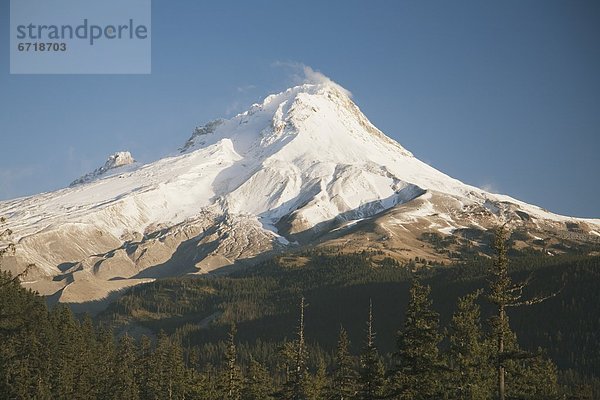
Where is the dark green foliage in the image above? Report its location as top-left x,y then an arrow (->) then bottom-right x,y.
281,297 -> 310,400
151,331 -> 189,399
223,324 -> 243,400
307,358 -> 329,400
100,251 -> 600,377
358,301 -> 386,400
391,280 -> 443,399
329,326 -> 358,400
243,357 -> 274,400
446,290 -> 494,399
487,227 -> 562,400
113,334 -> 140,400
505,352 -> 560,399
0,271 -> 52,399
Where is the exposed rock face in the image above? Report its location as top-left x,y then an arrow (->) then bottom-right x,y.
1,81 -> 599,306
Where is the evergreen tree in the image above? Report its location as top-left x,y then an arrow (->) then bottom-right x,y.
0,269 -> 52,399
358,300 -> 386,400
488,226 -> 515,400
243,357 -> 274,400
192,363 -> 221,400
307,357 -> 329,400
277,340 -> 296,399
282,296 -> 310,400
506,352 -> 560,399
77,315 -> 100,399
137,335 -> 155,400
223,323 -> 243,400
391,280 -> 443,399
487,226 -> 560,400
142,331 -> 188,399
446,290 -> 494,399
165,335 -> 189,399
94,325 -> 117,399
329,326 -> 358,400
113,333 -> 140,400
48,305 -> 82,399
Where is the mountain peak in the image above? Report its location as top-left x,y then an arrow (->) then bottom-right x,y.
105,151 -> 135,169
3,76 -> 600,306
179,80 -> 404,161
70,151 -> 137,187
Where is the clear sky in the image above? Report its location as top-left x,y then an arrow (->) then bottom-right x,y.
0,0 -> 598,218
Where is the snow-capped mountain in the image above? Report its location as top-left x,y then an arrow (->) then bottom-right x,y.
1,80 -> 599,306
70,151 -> 137,186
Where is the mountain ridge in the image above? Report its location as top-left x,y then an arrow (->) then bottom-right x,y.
1,79 -> 598,306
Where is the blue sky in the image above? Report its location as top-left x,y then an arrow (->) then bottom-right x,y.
0,0 -> 598,217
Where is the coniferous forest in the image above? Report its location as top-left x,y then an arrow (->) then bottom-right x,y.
1,229 -> 600,399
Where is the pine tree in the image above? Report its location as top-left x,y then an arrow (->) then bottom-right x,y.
192,363 -> 221,400
487,226 -> 560,400
77,314 -> 99,398
137,335 -> 154,400
506,352 -> 560,399
146,332 -> 172,399
307,357 -> 329,400
113,333 -> 140,400
224,323 -> 243,400
446,290 -> 494,399
488,226 -> 514,400
391,280 -> 443,399
358,300 -> 386,400
166,336 -> 189,399
243,357 -> 274,400
279,339 -> 297,392
0,266 -> 52,399
94,325 -> 117,399
282,296 -> 309,400
329,326 -> 358,400
48,305 -> 82,399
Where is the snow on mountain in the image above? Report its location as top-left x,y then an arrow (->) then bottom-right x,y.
70,151 -> 137,186
1,78 -> 598,306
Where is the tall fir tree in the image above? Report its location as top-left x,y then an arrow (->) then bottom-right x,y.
192,363 -> 221,400
113,333 -> 140,400
144,331 -> 188,399
165,335 -> 189,399
391,280 -> 443,400
95,325 -> 117,399
48,305 -> 82,399
358,300 -> 386,400
307,357 -> 330,400
77,315 -> 100,398
505,349 -> 560,400
488,226 -> 515,400
0,269 -> 52,399
223,323 -> 243,400
487,226 -> 560,400
137,334 -> 155,400
279,339 -> 297,393
243,357 -> 274,400
329,326 -> 358,400
446,290 -> 494,399
283,296 -> 310,400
